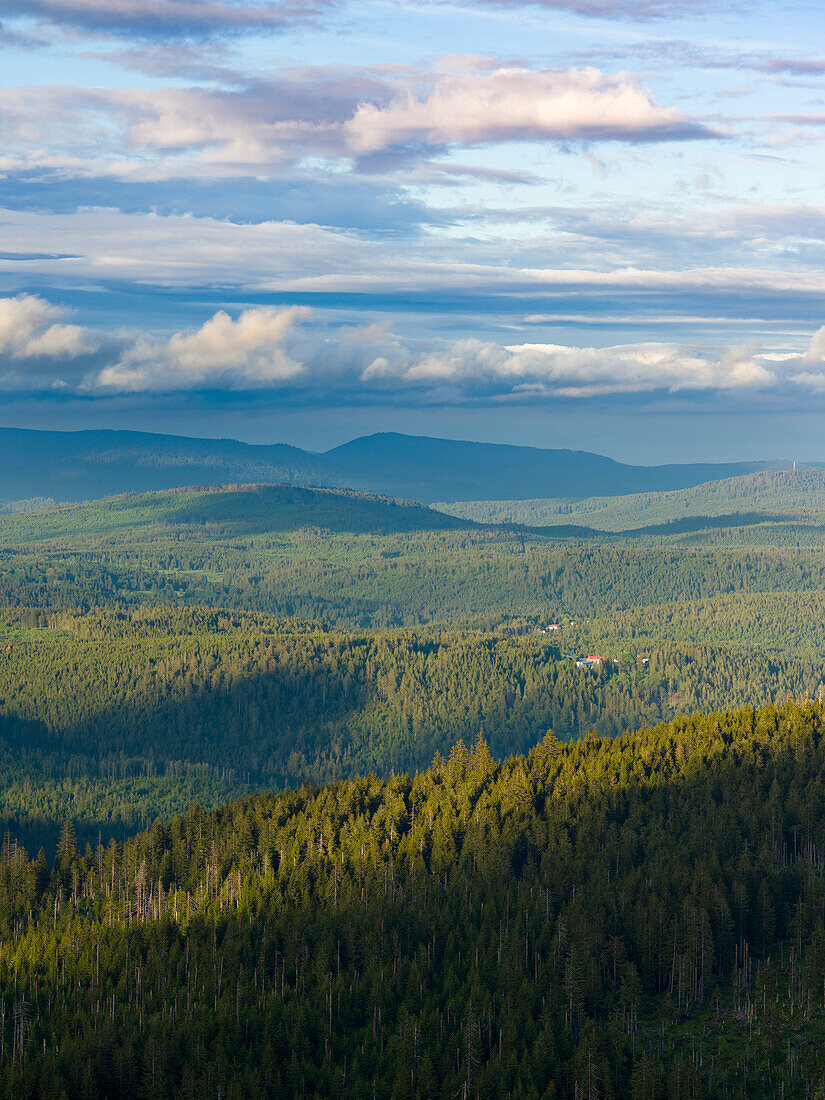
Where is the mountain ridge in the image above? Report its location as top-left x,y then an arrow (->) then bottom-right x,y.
0,425 -> 786,505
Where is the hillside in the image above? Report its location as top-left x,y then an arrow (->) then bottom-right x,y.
4,605 -> 825,854
0,482 -> 472,545
0,426 -> 780,506
437,467 -> 825,531
7,486 -> 825,627
0,700 -> 823,1097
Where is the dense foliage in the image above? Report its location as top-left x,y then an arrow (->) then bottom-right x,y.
6,486 -> 825,627
2,607 -> 825,854
2,480 -> 825,1095
557,589 -> 825,657
0,702 -> 823,1096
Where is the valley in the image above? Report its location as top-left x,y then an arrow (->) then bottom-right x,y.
0,430 -> 824,1096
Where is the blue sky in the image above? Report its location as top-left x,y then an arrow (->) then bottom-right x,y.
0,0 -> 824,460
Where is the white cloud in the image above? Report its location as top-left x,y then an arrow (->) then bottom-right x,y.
786,327 -> 825,391
361,337 -> 778,396
0,294 -> 97,360
803,325 -> 825,365
345,66 -> 714,153
95,305 -> 312,391
0,295 -> 819,400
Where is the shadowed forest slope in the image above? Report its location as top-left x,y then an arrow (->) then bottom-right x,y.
0,700 -> 824,1096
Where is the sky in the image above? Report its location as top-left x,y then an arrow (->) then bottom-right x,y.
0,0 -> 824,461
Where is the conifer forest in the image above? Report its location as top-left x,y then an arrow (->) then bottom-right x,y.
2,476 -> 825,1097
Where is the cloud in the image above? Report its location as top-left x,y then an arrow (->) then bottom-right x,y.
0,207 -> 365,287
803,325 -> 825,365
2,0 -> 333,41
2,297 -> 824,403
0,18 -> 50,48
0,169 -> 438,235
345,66 -> 716,153
573,37 -> 825,78
95,306 -> 312,391
771,113 -> 825,127
0,77 -> 384,179
780,326 -> 825,392
493,203 -> 825,263
757,59 -> 825,76
359,335 -> 778,397
91,319 -> 825,401
0,62 -> 718,183
2,0 -> 724,38
438,0 -> 713,19
0,294 -> 97,360
3,205 -> 825,336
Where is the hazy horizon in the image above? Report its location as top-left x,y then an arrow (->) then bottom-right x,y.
2,415 -> 824,470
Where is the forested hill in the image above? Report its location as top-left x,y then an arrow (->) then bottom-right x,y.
2,699 -> 825,1096
10,488 -> 825,626
0,483 -> 473,543
0,425 -> 778,506
161,483 -> 475,535
6,604 -> 825,835
438,467 -> 825,530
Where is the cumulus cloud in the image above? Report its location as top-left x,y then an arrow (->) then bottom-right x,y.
0,294 -> 97,360
345,66 -> 715,152
50,305 -> 824,402
0,295 -> 822,401
2,0 -> 331,41
335,324 -> 825,401
359,336 -> 778,397
802,325 -> 825,365
95,306 -> 312,391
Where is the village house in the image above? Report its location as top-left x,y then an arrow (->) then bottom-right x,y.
576,655 -> 608,669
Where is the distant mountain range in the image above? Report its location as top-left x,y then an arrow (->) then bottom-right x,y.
0,426 -> 787,506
